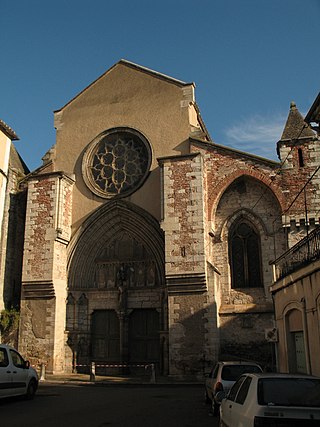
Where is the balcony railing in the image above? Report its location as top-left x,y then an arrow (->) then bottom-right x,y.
272,226 -> 320,281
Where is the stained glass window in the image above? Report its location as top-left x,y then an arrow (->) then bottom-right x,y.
229,220 -> 263,288
83,128 -> 151,198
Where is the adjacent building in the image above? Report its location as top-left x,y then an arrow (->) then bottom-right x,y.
270,93 -> 320,376
0,120 -> 28,320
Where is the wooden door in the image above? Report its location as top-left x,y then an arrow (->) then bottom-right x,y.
129,309 -> 159,364
92,310 -> 120,361
294,331 -> 307,374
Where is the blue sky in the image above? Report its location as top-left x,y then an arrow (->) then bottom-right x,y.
1,0 -> 319,171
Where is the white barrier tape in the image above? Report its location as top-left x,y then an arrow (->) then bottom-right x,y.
76,363 -> 152,368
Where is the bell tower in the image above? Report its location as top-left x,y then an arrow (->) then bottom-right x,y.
277,101 -> 320,247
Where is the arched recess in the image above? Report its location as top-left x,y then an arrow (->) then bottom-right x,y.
283,303 -> 308,374
212,175 -> 284,302
213,175 -> 282,241
66,200 -> 166,373
67,199 -> 165,289
207,169 -> 286,223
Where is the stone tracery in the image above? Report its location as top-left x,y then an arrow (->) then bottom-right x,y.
82,128 -> 151,198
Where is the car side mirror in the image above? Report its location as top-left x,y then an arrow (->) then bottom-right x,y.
215,391 -> 226,403
24,360 -> 30,369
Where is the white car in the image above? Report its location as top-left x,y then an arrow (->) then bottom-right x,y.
205,361 -> 262,415
218,372 -> 320,426
0,343 -> 38,399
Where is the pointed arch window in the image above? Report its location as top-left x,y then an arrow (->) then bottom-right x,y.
298,148 -> 304,168
77,293 -> 88,331
66,293 -> 75,331
229,220 -> 263,288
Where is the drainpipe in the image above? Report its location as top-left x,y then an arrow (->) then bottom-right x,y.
301,297 -> 311,374
271,292 -> 279,372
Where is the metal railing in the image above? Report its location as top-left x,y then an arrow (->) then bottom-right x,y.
272,226 -> 320,281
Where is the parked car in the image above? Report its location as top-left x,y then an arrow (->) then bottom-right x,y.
205,360 -> 263,415
217,372 -> 320,426
0,343 -> 38,399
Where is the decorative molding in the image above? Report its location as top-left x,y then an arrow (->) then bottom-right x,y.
166,273 -> 207,294
22,281 -> 55,299
219,302 -> 274,314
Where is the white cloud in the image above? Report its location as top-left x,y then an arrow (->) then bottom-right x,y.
224,114 -> 286,160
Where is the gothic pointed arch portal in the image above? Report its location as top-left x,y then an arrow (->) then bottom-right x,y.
66,200 -> 166,374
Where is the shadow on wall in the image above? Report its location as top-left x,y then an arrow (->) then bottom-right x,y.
169,300 -> 276,378
3,192 -> 27,310
169,306 -> 211,378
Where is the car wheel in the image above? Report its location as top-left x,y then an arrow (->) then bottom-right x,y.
205,390 -> 211,404
25,379 -> 37,400
212,400 -> 219,416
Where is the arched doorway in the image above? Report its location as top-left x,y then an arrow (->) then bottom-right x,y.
66,200 -> 166,374
286,309 -> 307,374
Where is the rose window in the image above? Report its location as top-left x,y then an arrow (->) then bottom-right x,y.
83,128 -> 151,198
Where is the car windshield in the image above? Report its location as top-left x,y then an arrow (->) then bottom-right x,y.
258,378 -> 320,407
221,365 -> 261,381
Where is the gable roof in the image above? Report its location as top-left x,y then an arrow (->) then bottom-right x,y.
55,59 -> 195,113
0,119 -> 19,140
305,92 -> 320,125
9,143 -> 29,174
190,137 -> 280,167
117,59 -> 193,87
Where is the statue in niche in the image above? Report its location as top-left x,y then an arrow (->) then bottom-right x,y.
117,264 -> 128,311
77,336 -> 88,357
147,263 -> 155,286
136,263 -> 145,287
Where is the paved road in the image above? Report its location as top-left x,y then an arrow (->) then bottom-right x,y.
0,382 -> 219,427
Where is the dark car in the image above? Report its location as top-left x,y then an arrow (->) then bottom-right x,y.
205,361 -> 263,415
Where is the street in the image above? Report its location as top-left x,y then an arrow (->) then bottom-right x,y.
0,382 -> 218,427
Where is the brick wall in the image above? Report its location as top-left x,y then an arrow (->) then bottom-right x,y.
19,172 -> 74,372
160,153 -> 211,377
161,153 -> 205,277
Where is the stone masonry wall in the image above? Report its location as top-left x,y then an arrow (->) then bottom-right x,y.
191,142 -> 282,366
160,153 -> 210,377
168,293 -> 208,377
0,166 -> 27,314
278,140 -> 320,226
19,172 -> 74,373
161,153 -> 205,276
278,140 -> 320,249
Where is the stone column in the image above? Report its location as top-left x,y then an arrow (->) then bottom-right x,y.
159,153 -> 209,378
19,172 -> 74,373
117,264 -> 130,373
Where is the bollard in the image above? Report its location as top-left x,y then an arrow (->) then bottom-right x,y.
150,363 -> 156,384
39,363 -> 46,382
90,361 -> 96,382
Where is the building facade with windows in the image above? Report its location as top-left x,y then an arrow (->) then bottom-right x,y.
270,93 -> 320,376
271,227 -> 320,376
16,61 -> 320,377
0,120 -> 28,321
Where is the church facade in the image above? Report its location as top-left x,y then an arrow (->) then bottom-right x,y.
16,60 -> 320,377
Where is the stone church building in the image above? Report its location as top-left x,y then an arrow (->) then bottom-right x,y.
13,60 -> 319,377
